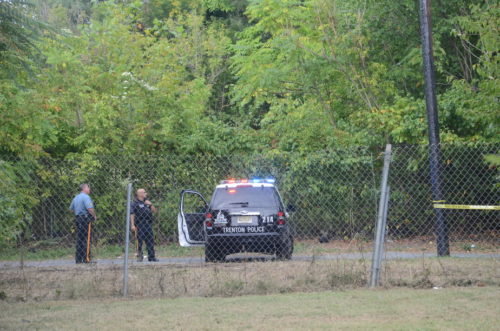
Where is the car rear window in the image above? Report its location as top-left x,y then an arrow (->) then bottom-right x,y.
210,187 -> 280,210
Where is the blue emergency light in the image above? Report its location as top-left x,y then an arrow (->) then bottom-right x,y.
220,177 -> 276,184
250,177 -> 276,184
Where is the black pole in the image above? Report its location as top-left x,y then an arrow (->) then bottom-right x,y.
419,0 -> 449,256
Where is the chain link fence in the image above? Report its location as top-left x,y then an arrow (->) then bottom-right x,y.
0,143 -> 498,299
1,147 -> 383,255
389,144 -> 499,241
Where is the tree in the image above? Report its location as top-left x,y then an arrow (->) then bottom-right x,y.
0,0 -> 49,80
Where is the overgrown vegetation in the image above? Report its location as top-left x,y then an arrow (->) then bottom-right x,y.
0,0 -> 498,245
0,257 -> 498,301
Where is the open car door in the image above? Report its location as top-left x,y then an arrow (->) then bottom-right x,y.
178,190 -> 209,247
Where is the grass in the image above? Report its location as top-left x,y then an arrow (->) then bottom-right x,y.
293,238 -> 499,255
0,287 -> 498,330
0,242 -> 204,261
1,237 -> 497,262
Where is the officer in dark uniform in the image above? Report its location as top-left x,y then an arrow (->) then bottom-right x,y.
130,188 -> 159,262
69,183 -> 96,263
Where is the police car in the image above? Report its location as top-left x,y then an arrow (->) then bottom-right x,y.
177,178 -> 293,262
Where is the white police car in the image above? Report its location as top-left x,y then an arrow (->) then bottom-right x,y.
177,178 -> 294,262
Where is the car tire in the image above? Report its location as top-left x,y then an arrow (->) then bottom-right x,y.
205,242 -> 226,263
276,235 -> 293,260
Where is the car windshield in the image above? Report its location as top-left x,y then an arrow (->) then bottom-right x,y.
210,187 -> 280,210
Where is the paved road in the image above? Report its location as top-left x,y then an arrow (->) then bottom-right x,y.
1,251 -> 498,269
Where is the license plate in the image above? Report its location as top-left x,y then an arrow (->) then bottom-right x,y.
222,226 -> 265,233
237,216 -> 253,224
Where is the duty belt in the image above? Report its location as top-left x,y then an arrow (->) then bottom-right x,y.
76,214 -> 91,221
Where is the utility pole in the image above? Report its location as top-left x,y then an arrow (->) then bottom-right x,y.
419,0 -> 449,256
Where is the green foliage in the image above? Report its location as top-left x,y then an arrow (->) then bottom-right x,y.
0,0 -> 49,81
439,1 -> 499,142
484,154 -> 500,166
0,160 -> 39,245
1,0 -> 498,244
2,0 -> 498,159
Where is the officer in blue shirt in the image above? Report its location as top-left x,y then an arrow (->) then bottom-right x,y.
69,184 -> 96,263
130,188 -> 159,262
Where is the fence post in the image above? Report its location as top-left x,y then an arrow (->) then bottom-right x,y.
370,144 -> 392,288
123,182 -> 132,297
375,186 -> 390,284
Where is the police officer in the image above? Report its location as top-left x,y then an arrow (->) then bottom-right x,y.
69,183 -> 96,264
130,188 -> 159,262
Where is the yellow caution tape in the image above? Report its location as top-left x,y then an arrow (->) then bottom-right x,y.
433,204 -> 500,210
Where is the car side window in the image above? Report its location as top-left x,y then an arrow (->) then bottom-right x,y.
273,189 -> 284,210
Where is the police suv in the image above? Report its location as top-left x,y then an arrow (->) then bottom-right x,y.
177,178 -> 293,262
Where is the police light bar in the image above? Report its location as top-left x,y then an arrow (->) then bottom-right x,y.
220,177 -> 276,184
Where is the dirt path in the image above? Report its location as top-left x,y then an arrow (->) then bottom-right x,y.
1,251 -> 499,269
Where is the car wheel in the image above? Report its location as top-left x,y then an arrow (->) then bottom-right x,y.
276,235 -> 293,260
205,242 -> 226,262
